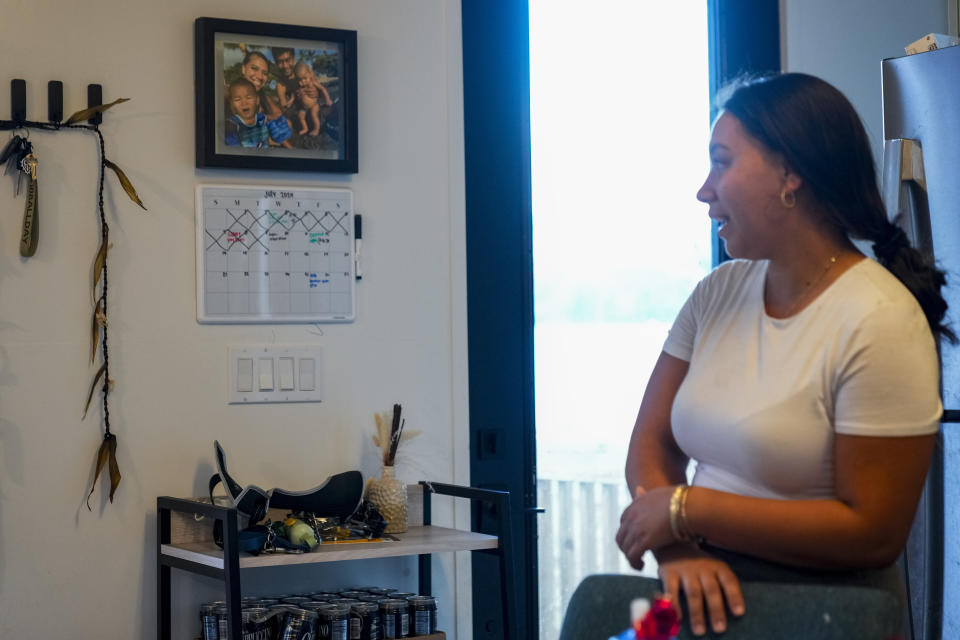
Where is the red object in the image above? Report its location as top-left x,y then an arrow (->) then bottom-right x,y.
635,596 -> 680,640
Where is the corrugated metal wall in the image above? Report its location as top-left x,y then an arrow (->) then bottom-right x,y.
537,479 -> 654,638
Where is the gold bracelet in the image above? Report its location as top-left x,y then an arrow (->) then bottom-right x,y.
678,484 -> 694,542
668,484 -> 686,541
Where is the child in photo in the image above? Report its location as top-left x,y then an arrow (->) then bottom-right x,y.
224,77 -> 270,148
293,61 -> 333,136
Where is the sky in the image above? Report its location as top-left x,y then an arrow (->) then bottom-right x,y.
530,0 -> 711,473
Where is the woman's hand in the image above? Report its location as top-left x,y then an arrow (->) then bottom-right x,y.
616,486 -> 678,567
658,545 -> 745,636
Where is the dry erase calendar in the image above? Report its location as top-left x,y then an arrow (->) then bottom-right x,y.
196,184 -> 355,323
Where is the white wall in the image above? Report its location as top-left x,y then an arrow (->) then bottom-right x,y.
0,1 -> 470,638
781,0 -> 948,164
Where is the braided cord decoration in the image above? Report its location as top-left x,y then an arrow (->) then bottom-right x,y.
1,105 -> 143,510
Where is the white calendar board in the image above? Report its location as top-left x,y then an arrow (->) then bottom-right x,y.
196,184 -> 355,323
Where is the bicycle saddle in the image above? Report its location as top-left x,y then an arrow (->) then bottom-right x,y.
209,440 -> 364,523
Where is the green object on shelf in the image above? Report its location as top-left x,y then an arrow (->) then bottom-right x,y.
285,517 -> 319,549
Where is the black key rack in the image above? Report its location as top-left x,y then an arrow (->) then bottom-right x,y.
6,79 -> 106,127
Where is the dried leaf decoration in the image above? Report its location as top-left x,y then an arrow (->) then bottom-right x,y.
64,98 -> 130,125
92,238 -> 108,304
86,433 -> 120,510
83,363 -> 107,420
103,160 -> 146,210
90,299 -> 105,364
372,405 -> 421,466
107,436 -> 121,500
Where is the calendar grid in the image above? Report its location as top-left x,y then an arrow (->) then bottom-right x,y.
196,185 -> 355,323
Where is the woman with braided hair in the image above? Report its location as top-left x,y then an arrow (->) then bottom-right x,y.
615,73 -> 953,637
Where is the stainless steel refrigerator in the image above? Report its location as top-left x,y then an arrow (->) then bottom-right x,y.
882,44 -> 960,640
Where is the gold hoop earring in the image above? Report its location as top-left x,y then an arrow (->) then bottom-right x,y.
780,189 -> 796,209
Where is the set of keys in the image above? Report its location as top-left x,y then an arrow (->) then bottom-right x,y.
0,134 -> 40,257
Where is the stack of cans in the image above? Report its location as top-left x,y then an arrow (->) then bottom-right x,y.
199,603 -> 279,640
199,584 -> 440,639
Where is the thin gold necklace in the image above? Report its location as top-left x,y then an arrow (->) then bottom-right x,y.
775,254 -> 840,317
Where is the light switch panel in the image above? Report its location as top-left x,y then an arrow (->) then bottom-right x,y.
258,358 -> 274,391
237,358 -> 253,392
229,346 -> 323,404
299,358 -> 315,391
278,357 -> 295,391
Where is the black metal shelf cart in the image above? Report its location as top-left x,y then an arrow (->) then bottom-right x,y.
157,481 -> 517,640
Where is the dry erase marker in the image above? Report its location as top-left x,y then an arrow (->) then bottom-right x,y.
354,214 -> 362,280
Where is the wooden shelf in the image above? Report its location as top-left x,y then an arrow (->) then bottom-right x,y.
161,524 -> 498,569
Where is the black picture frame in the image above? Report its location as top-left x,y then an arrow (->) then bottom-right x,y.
195,17 -> 358,173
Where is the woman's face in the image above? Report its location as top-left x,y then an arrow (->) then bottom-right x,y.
241,55 -> 269,91
697,112 -> 791,259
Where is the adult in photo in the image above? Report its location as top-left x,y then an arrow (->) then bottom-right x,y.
272,46 -> 299,114
227,49 -> 293,148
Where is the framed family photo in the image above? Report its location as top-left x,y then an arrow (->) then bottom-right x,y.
194,17 -> 358,173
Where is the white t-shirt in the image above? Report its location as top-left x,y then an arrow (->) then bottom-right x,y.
663,258 -> 941,500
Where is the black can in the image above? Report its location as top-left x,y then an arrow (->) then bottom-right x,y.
241,608 -> 277,640
358,595 -> 391,603
281,596 -> 314,607
213,604 -> 229,640
242,606 -> 269,615
350,601 -> 381,640
200,602 -> 221,640
251,598 -> 279,608
242,606 -> 268,613
277,607 -> 319,640
389,593 -> 415,600
379,599 -> 409,638
328,598 -> 359,607
338,590 -> 369,599
316,603 -> 350,640
311,592 -> 340,601
406,596 -> 438,635
269,604 -> 298,613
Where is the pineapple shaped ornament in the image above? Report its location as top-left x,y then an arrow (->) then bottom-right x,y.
369,404 -> 420,534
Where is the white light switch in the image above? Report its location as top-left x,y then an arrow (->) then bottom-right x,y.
299,358 -> 315,391
258,358 -> 274,391
229,346 -> 322,404
278,357 -> 295,391
236,358 -> 253,392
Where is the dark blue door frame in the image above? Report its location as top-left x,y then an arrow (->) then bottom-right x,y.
707,0 -> 780,266
461,1 -> 536,638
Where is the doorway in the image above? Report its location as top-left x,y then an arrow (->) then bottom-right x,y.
529,2 -> 711,636
462,1 -> 779,637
